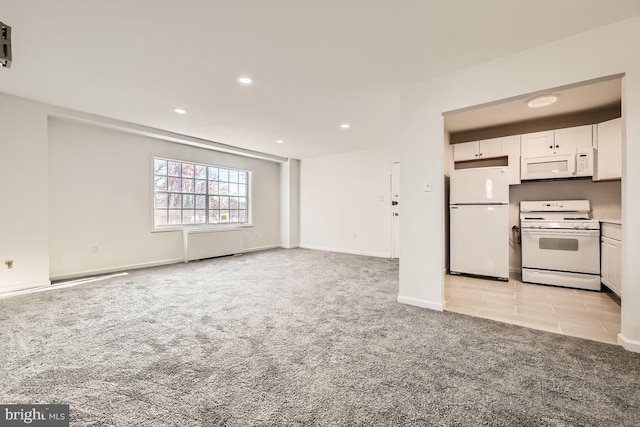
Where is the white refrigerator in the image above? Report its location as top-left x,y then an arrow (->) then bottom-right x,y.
449,167 -> 509,280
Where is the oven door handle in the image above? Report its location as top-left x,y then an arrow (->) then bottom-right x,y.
521,228 -> 599,237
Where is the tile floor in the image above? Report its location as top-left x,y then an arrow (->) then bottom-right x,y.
444,273 -> 621,345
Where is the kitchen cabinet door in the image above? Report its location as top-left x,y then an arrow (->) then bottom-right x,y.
594,118 -> 622,181
610,238 -> 622,297
520,131 -> 554,157
478,138 -> 503,158
601,236 -> 622,297
553,125 -> 593,155
496,135 -> 521,185
453,141 -> 479,161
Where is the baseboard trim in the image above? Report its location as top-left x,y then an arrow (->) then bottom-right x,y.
279,244 -> 300,249
49,258 -> 184,281
51,246 -> 283,281
509,266 -> 521,274
243,244 -> 280,253
618,333 -> 640,353
0,279 -> 52,295
299,244 -> 389,259
397,295 -> 444,311
1,274 -> 127,299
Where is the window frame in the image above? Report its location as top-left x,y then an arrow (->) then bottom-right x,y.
151,155 -> 253,232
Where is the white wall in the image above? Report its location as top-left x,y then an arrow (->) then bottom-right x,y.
300,145 -> 399,258
399,16 -> 640,351
0,94 -> 51,292
279,159 -> 300,248
48,118 -> 281,279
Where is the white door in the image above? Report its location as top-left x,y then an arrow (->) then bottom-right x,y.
391,162 -> 400,259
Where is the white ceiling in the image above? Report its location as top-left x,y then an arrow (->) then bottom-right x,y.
1,1 -> 640,159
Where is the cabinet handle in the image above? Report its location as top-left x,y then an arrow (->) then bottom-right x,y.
479,153 -> 483,157
549,145 -> 553,149
475,154 -> 478,157
556,145 -> 559,148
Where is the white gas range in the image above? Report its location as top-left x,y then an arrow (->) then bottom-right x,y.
520,200 -> 601,291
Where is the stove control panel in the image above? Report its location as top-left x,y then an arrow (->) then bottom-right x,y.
542,202 -> 564,209
521,200 -> 591,213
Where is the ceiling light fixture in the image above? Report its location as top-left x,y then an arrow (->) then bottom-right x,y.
276,139 -> 284,144
526,94 -> 558,108
340,123 -> 351,129
174,108 -> 187,114
238,76 -> 253,85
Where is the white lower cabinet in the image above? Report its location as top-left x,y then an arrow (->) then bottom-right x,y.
601,222 -> 622,297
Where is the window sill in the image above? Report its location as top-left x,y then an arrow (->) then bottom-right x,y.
151,224 -> 254,233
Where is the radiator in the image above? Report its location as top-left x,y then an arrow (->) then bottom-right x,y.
183,229 -> 244,262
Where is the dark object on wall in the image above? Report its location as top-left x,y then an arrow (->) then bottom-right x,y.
511,225 -> 521,245
1,21 -> 11,68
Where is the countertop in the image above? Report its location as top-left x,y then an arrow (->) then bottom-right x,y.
598,218 -> 622,225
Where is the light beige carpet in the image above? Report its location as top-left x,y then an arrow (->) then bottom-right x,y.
1,248 -> 639,426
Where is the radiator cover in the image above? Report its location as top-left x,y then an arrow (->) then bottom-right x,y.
183,229 -> 244,262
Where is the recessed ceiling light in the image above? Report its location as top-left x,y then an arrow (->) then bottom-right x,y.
238,76 -> 253,85
276,139 -> 284,144
340,123 -> 351,129
526,95 -> 558,108
174,108 -> 187,114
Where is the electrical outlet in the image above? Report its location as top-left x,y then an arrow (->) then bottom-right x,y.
91,245 -> 99,253
5,260 -> 13,269
254,232 -> 259,239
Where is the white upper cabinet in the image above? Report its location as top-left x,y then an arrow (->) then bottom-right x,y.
594,117 -> 622,181
521,125 -> 593,157
453,139 -> 501,161
479,137 -> 504,159
553,125 -> 594,155
496,135 -> 521,185
453,136 -> 519,161
520,130 -> 555,157
452,135 -> 521,185
453,141 -> 480,161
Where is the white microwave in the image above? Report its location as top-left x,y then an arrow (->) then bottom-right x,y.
521,147 -> 594,181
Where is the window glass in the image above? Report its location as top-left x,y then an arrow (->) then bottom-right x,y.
153,157 -> 250,228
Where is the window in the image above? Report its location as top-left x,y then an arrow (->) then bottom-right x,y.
153,157 -> 250,228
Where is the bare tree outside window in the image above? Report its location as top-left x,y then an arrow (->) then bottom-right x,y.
153,157 -> 250,228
